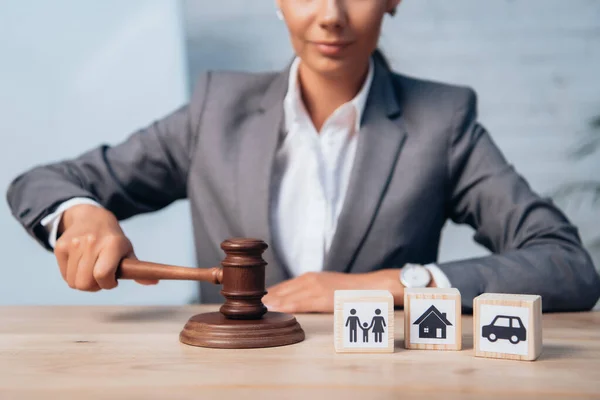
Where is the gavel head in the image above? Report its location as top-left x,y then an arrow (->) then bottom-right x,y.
218,238 -> 269,320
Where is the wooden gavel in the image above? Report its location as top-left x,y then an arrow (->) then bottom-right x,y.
116,237 -> 304,349
117,238 -> 268,320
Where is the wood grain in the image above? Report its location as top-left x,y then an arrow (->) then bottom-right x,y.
1,306 -> 599,399
118,258 -> 223,284
179,311 -> 305,349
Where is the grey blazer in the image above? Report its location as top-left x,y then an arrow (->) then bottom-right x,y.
7,58 -> 600,311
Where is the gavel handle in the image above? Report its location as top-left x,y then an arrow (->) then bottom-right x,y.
117,259 -> 223,285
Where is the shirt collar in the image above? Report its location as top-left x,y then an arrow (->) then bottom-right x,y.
284,56 -> 375,133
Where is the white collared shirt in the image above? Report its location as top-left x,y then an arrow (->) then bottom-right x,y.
270,57 -> 373,276
41,57 -> 451,287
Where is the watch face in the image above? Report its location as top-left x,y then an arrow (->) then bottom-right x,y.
402,265 -> 431,288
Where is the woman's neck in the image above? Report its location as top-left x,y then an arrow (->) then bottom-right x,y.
297,61 -> 370,132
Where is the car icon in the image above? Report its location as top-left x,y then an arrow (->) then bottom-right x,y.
482,315 -> 526,344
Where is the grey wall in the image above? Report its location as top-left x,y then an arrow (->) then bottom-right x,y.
183,0 -> 600,272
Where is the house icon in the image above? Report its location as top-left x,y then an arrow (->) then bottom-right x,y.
413,305 -> 453,339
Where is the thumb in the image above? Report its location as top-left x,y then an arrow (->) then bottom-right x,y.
126,251 -> 159,286
134,279 -> 160,286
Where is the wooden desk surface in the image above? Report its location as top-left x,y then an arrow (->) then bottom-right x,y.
0,306 -> 599,399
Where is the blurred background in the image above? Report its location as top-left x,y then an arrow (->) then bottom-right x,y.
1,0 -> 598,306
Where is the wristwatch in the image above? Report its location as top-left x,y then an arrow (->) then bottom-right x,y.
399,263 -> 431,288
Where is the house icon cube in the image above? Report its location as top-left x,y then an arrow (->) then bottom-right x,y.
404,288 -> 462,351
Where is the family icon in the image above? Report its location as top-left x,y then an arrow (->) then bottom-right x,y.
345,308 -> 387,343
334,290 -> 394,353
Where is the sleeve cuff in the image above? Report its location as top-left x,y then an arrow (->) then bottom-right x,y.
424,263 -> 452,288
40,197 -> 103,248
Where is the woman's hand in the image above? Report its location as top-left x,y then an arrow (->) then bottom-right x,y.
263,269 -> 405,313
53,204 -> 158,292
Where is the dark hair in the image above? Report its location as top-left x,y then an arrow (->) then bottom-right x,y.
372,48 -> 391,69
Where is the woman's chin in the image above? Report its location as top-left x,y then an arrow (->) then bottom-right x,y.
304,56 -> 359,79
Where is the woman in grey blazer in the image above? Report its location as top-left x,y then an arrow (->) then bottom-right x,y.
6,0 -> 600,313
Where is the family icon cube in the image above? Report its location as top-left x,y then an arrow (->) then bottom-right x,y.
334,290 -> 394,353
474,293 -> 542,361
404,288 -> 462,350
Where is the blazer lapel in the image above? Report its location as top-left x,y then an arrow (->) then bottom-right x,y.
237,67 -> 291,285
324,60 -> 407,273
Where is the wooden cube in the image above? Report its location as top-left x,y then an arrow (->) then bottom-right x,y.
404,288 -> 462,350
334,290 -> 394,353
474,293 -> 542,361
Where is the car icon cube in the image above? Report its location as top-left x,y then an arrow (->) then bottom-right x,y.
482,315 -> 526,344
474,294 -> 542,361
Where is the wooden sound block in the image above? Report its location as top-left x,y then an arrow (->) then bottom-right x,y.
334,290 -> 394,353
179,311 -> 305,349
474,293 -> 542,361
404,288 -> 462,350
179,312 -> 304,349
